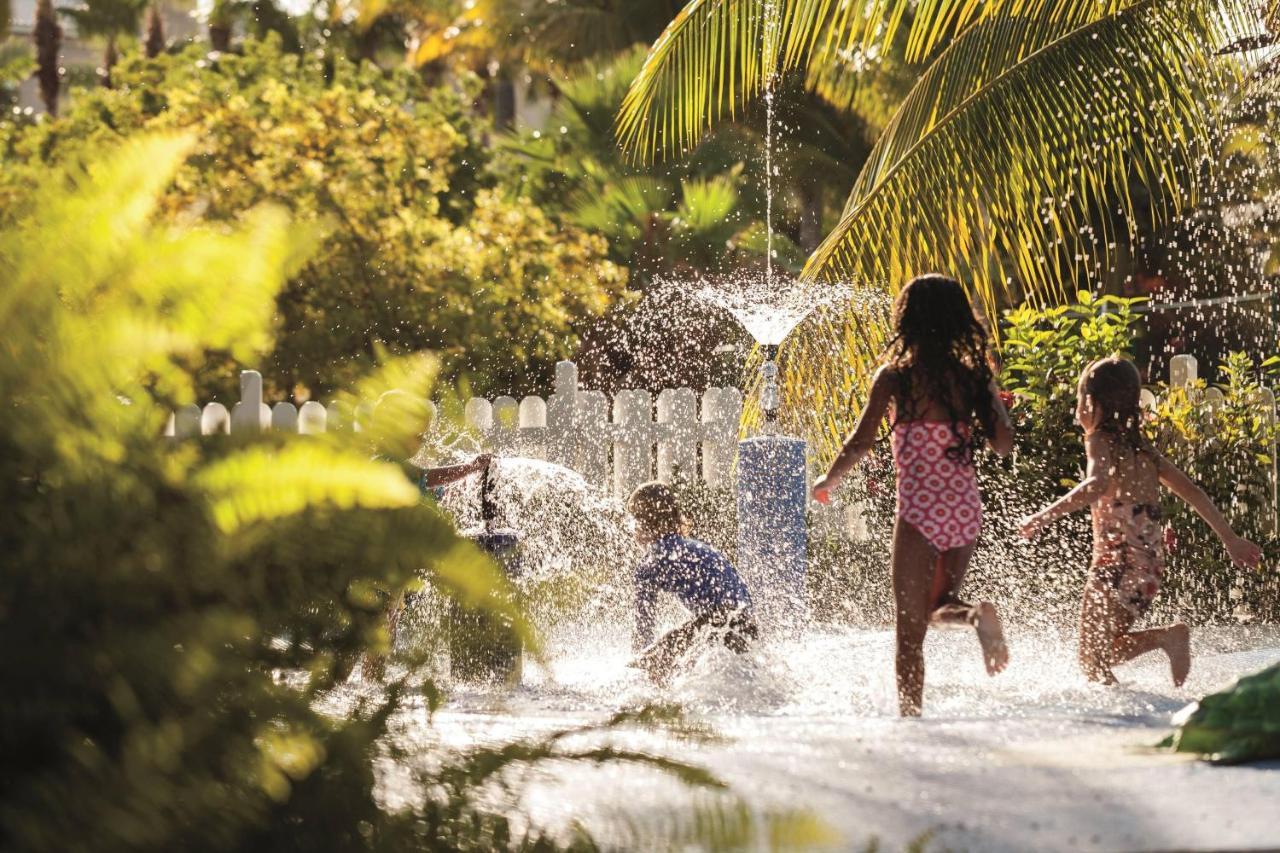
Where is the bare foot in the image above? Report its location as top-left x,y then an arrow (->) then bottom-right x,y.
1165,622 -> 1191,687
974,602 -> 1009,676
1084,666 -> 1119,686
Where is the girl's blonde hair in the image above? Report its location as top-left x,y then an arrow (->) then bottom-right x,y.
628,482 -> 687,537
1080,356 -> 1149,452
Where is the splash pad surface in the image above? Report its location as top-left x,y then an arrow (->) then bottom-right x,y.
369,624 -> 1280,851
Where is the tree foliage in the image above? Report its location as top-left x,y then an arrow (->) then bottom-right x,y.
0,38 -> 627,400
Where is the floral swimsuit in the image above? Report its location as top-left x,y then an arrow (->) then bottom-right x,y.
1090,498 -> 1165,617
891,421 -> 983,552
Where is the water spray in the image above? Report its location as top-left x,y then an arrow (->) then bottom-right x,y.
760,344 -> 781,430
450,458 -> 525,684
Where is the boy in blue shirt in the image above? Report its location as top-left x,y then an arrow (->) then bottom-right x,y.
628,482 -> 757,684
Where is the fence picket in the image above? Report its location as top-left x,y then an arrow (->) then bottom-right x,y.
613,389 -> 653,499
576,390 -> 610,487
272,402 -> 299,433
657,387 -> 699,482
174,404 -> 202,438
201,402 -> 230,436
518,396 -> 548,458
491,396 -> 519,455
702,387 -> 742,488
298,401 -> 327,434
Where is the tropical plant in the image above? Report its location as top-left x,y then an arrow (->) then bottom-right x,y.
0,131 -> 464,849
0,38 -> 628,400
498,46 -> 770,389
1149,351 -> 1280,620
489,0 -> 679,71
618,0 -> 1278,458
59,0 -> 149,85
999,291 -> 1145,491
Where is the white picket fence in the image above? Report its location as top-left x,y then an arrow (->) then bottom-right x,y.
166,361 -> 743,499
166,352 -> 1279,515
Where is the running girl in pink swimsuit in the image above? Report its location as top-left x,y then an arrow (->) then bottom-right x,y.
813,274 -> 1015,716
1020,357 -> 1261,686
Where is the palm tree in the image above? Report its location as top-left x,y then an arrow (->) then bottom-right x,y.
33,0 -> 61,114
143,1 -> 163,57
617,0 -> 1278,450
59,0 -> 148,86
207,0 -> 235,51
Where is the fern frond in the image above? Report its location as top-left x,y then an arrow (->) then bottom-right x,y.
196,444 -> 421,534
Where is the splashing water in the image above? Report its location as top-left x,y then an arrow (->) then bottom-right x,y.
763,0 -> 779,291
692,276 -> 871,345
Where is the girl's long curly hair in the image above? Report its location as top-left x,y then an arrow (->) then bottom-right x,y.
883,273 -> 997,464
1080,356 -> 1151,454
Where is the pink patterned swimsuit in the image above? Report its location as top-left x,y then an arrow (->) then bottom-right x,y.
891,421 -> 983,552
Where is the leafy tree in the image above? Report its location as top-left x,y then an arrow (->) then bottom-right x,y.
0,38 -> 627,400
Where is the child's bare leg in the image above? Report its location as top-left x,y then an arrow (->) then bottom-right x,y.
363,590 -> 406,681
928,544 -> 1008,675
892,521 -> 936,717
1112,619 -> 1190,686
1078,578 -> 1118,684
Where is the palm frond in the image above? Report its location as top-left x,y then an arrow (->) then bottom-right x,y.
615,0 -> 1131,161
616,0 -> 838,162
789,0 -> 1246,458
675,174 -> 738,234
568,176 -> 674,235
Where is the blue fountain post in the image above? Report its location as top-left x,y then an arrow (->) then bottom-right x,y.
736,352 -> 808,631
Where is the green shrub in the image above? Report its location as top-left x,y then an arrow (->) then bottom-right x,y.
1150,352 -> 1280,620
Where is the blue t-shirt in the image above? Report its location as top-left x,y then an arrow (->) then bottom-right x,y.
634,534 -> 753,649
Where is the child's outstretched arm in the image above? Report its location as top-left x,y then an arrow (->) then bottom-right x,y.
1020,432 -> 1114,537
988,380 -> 1015,457
1156,455 -> 1262,567
811,367 -> 895,504
423,453 -> 492,488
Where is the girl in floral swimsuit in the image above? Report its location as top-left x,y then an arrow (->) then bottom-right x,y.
1021,357 -> 1261,686
813,274 -> 1015,716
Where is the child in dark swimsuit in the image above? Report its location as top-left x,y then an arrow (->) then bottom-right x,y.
1020,357 -> 1261,685
628,482 -> 757,686
812,274 -> 1015,716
